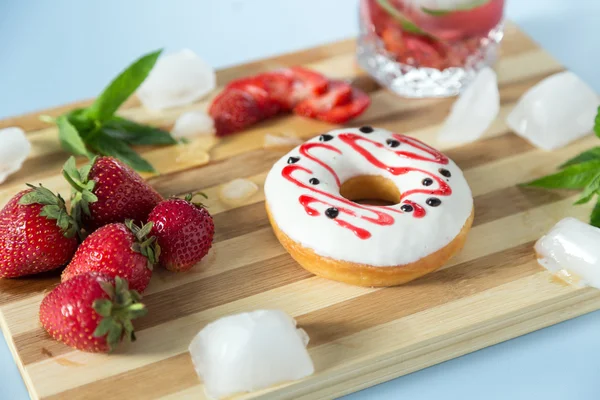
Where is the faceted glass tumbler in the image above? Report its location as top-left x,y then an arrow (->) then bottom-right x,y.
356,0 -> 505,98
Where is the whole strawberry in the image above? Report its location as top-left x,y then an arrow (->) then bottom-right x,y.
148,195 -> 214,272
62,156 -> 163,232
61,220 -> 159,292
40,273 -> 146,353
0,185 -> 78,278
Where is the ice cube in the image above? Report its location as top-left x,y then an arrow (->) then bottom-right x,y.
535,218 -> 600,288
263,133 -> 303,149
0,127 -> 31,184
438,67 -> 499,144
137,49 -> 216,111
171,111 -> 214,138
188,310 -> 314,399
506,71 -> 599,151
219,178 -> 259,206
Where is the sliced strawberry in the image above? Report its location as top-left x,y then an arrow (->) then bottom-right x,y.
209,89 -> 265,137
294,85 -> 371,124
254,72 -> 295,110
293,81 -> 353,119
226,76 -> 282,117
284,66 -> 329,106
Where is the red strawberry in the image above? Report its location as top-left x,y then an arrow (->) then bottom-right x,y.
226,76 -> 284,117
0,185 -> 79,278
294,84 -> 371,124
209,88 -> 266,137
40,273 -> 146,353
148,195 -> 214,272
284,66 -> 329,104
61,221 -> 159,292
62,156 -> 163,232
293,81 -> 353,119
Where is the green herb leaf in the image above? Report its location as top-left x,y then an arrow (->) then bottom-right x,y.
574,173 -> 600,205
421,0 -> 490,16
560,147 -> 600,169
591,199 -> 600,228
521,160 -> 600,190
103,117 -> 176,146
86,49 -> 163,122
57,116 -> 94,159
376,0 -> 430,36
88,132 -> 155,172
595,105 -> 600,138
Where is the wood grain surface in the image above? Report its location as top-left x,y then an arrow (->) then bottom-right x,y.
1,22 -> 599,400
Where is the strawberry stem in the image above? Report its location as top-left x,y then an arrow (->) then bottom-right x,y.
92,276 -> 147,351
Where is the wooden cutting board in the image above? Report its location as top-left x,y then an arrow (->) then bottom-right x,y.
1,22 -> 599,400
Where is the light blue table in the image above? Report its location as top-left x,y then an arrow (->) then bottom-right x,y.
1,1 -> 599,399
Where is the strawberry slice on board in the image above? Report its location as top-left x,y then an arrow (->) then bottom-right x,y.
226,76 -> 284,117
209,88 -> 266,137
293,81 -> 353,119
284,66 -> 329,106
294,81 -> 371,124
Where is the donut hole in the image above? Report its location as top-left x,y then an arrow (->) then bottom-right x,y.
340,175 -> 401,206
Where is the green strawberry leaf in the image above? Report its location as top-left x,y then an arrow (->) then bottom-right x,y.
103,117 -> 176,146
99,281 -> 116,299
106,324 -> 124,349
57,116 -> 95,159
88,132 -> 155,173
86,50 -> 163,122
376,0 -> 430,36
574,173 -> 600,205
93,316 -> 115,338
421,0 -> 490,16
521,160 -> 600,190
560,147 -> 600,169
93,299 -> 113,317
591,199 -> 600,228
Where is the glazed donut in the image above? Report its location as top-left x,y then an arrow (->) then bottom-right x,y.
264,126 -> 474,287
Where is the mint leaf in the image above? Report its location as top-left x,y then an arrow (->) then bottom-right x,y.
521,160 -> 600,190
88,133 -> 155,173
591,200 -> 600,228
574,173 -> 600,205
103,117 -> 176,146
594,106 -> 600,138
57,116 -> 94,159
421,0 -> 490,16
560,147 -> 600,169
86,49 -> 162,122
376,0 -> 430,36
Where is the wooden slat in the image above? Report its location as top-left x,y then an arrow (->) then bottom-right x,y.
0,22 -> 598,400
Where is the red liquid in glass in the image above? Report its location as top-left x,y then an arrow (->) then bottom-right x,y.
362,0 -> 505,70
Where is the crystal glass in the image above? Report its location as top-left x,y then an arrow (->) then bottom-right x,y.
357,0 -> 505,98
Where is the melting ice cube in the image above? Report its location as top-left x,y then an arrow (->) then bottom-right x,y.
137,49 -> 216,110
535,218 -> 600,288
438,67 -> 500,144
219,178 -> 259,207
507,71 -> 599,150
188,310 -> 314,399
171,110 -> 214,138
0,127 -> 31,184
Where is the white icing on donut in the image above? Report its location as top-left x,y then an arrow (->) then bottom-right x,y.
264,127 -> 473,267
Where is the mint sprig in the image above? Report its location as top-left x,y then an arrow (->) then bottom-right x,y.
376,0 -> 433,37
521,106 -> 600,227
421,0 -> 491,17
46,50 -> 176,173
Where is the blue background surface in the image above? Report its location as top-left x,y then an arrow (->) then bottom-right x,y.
1,1 -> 600,399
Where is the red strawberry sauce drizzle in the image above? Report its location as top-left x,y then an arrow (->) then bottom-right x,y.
281,132 -> 453,239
